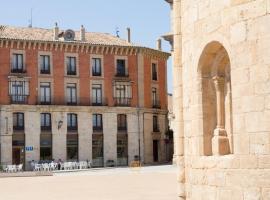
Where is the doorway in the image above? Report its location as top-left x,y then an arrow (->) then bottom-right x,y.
153,140 -> 159,162
12,147 -> 25,165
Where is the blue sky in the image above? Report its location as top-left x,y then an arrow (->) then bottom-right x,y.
0,0 -> 172,93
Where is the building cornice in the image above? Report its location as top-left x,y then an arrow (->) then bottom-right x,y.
0,38 -> 170,60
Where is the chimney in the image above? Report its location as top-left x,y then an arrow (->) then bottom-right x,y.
127,27 -> 131,43
53,22 -> 59,40
156,38 -> 162,51
80,25 -> 86,41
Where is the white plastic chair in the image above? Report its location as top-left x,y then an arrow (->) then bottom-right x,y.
42,163 -> 50,171
17,164 -> 23,172
34,164 -> 41,171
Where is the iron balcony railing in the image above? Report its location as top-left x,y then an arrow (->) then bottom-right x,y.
91,98 -> 108,106
36,96 -> 109,107
10,95 -> 28,104
67,71 -> 77,76
92,71 -> 101,76
114,97 -> 131,107
93,126 -> 103,132
152,72 -> 158,81
153,126 -> 160,133
152,100 -> 161,109
117,126 -> 127,131
40,69 -> 51,74
41,126 -> 52,131
10,63 -> 27,74
13,126 -> 24,131
115,70 -> 129,78
67,126 -> 78,132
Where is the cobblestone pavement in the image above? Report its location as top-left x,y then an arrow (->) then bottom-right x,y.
0,165 -> 177,200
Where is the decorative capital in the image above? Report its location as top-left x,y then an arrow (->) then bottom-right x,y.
212,76 -> 225,91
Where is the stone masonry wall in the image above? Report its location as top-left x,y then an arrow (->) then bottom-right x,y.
172,0 -> 270,199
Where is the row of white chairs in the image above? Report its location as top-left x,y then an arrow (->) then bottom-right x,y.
3,164 -> 23,173
33,161 -> 90,171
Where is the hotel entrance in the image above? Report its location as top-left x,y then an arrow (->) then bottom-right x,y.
12,134 -> 25,165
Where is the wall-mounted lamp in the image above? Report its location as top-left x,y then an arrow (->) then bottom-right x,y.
58,120 -> 63,130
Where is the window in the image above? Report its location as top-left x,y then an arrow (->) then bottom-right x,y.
116,59 -> 127,77
40,134 -> 52,161
92,58 -> 102,76
117,135 -> 128,166
93,114 -> 103,131
9,80 -> 29,104
92,134 -> 103,167
117,114 -> 127,131
40,113 -> 51,131
12,54 -> 24,73
40,55 -> 50,74
40,82 -> 51,104
114,83 -> 132,106
152,63 -> 157,81
66,83 -> 77,105
152,88 -> 160,108
67,113 -> 78,131
67,57 -> 76,75
153,115 -> 159,132
67,134 -> 78,161
13,113 -> 24,131
92,84 -> 102,105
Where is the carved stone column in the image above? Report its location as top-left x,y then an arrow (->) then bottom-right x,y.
212,76 -> 230,155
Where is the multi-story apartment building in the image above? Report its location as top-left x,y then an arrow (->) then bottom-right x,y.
0,24 -> 170,169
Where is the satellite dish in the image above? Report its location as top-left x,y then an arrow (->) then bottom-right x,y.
64,29 -> 75,41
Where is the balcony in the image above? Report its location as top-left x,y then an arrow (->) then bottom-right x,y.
118,126 -> 127,133
10,95 -> 28,104
92,71 -> 101,76
93,126 -> 103,132
153,127 -> 160,133
40,69 -> 51,75
152,72 -> 158,81
114,70 -> 129,80
41,126 -> 52,131
13,126 -> 24,131
67,126 -> 78,132
40,101 -> 52,105
91,98 -> 108,106
66,101 -> 78,106
152,100 -> 161,109
114,97 -> 131,107
67,71 -> 77,76
11,68 -> 27,74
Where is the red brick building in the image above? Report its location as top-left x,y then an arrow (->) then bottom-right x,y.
0,24 -> 170,169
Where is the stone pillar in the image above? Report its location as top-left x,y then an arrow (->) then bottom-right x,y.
212,76 -> 230,155
0,111 -> 12,165
52,112 -> 67,161
172,0 -> 186,199
103,113 -> 117,166
127,113 -> 139,164
25,111 -> 40,170
78,112 -> 92,161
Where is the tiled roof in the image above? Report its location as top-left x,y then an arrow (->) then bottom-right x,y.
0,25 -> 137,47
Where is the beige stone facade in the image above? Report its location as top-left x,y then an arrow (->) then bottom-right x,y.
165,0 -> 270,199
0,105 -> 168,169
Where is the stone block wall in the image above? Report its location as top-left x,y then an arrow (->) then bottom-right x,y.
170,0 -> 270,199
